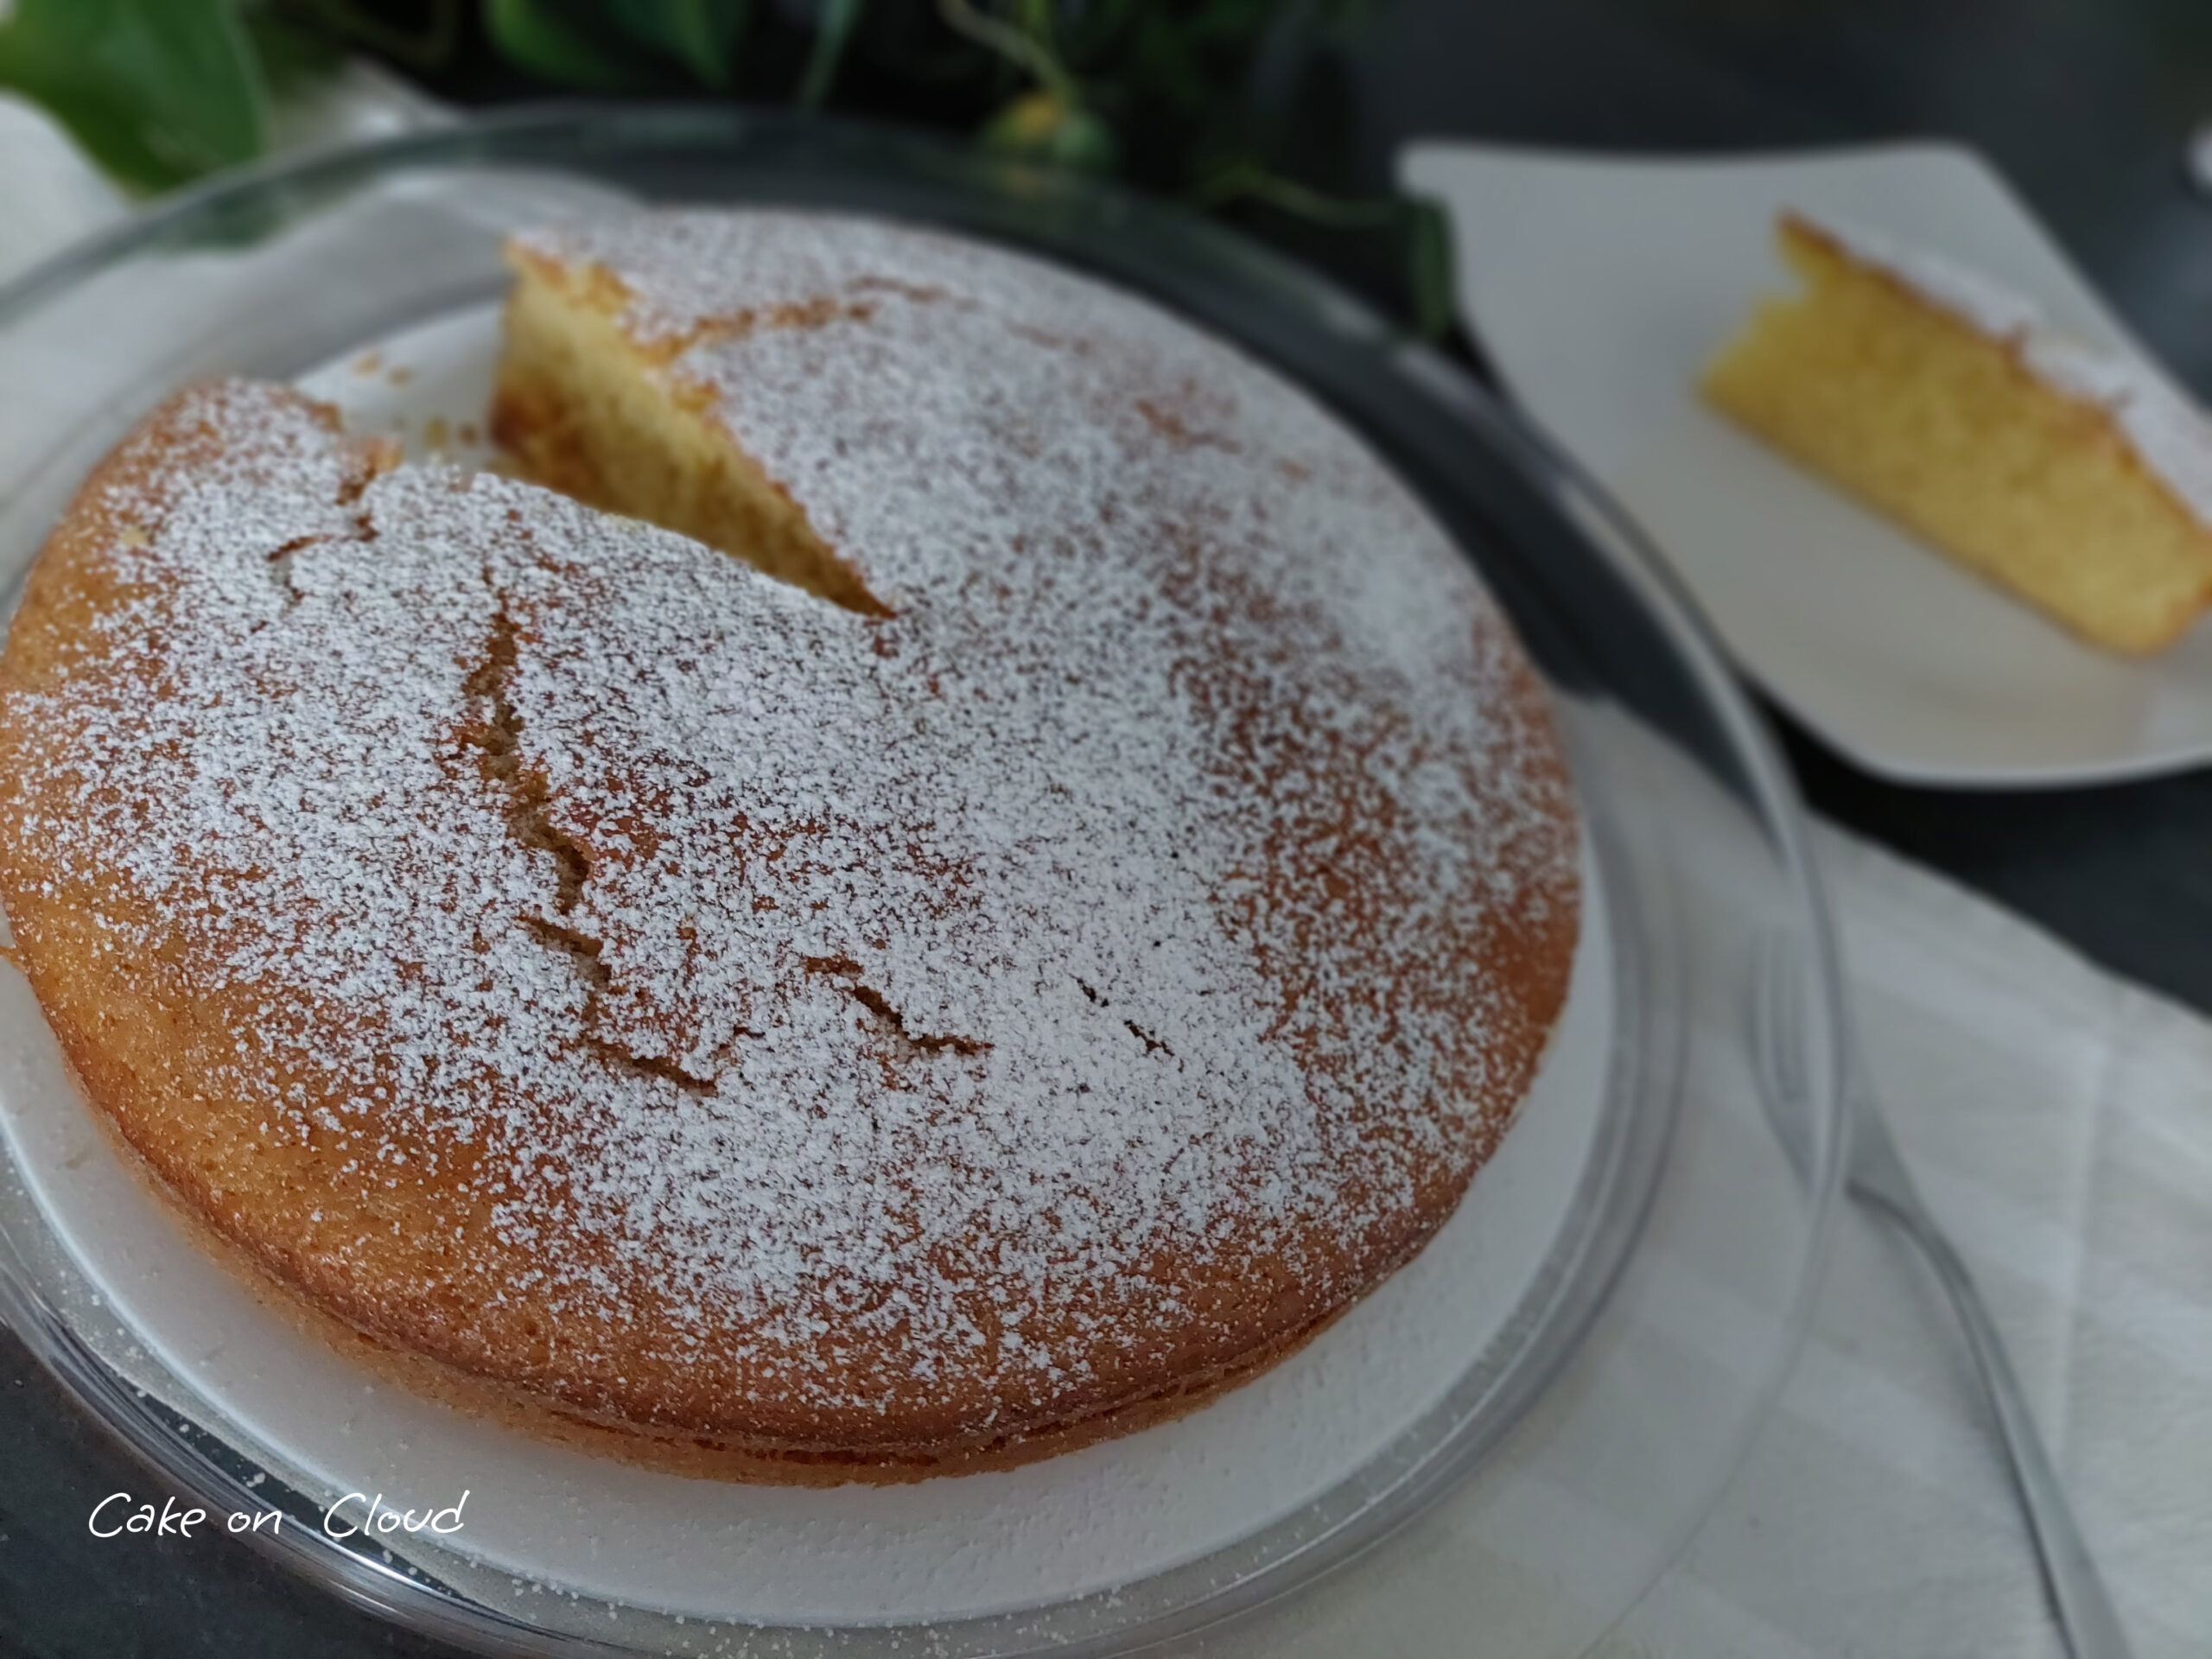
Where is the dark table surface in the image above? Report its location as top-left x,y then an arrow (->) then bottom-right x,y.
10,2 -> 2212,1652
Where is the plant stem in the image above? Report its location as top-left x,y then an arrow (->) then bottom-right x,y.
798,0 -> 865,105
938,0 -> 1073,104
282,0 -> 462,73
1191,161 -> 1397,229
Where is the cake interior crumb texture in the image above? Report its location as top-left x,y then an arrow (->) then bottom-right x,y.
493,249 -> 889,616
1700,212 -> 2212,656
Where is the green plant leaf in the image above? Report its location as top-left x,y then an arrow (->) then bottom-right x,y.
796,0 -> 864,107
241,8 -> 347,99
605,0 -> 748,90
1404,195 -> 1456,343
0,0 -> 268,191
483,0 -> 665,90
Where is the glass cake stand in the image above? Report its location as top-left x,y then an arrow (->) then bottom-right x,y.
0,109 -> 1844,1657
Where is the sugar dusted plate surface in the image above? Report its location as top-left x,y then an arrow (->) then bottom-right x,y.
1402,139 -> 2212,787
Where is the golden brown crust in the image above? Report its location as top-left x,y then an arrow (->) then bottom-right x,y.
78,1063 -> 1353,1485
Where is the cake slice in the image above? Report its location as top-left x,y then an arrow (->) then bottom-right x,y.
490,235 -> 888,615
1700,211 -> 2212,655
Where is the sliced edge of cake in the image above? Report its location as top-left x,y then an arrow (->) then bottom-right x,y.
1700,210 -> 2212,657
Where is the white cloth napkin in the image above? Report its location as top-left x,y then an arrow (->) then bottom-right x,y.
1609,822 -> 2211,1658
0,87 -> 2203,1658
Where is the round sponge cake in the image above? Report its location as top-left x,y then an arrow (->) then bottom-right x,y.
0,212 -> 1579,1480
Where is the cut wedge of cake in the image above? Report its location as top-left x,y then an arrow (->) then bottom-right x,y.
1701,211 -> 2212,655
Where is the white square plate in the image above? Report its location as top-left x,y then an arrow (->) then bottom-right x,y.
1402,139 -> 2212,787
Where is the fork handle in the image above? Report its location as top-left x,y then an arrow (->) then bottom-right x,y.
1853,1181 -> 2135,1659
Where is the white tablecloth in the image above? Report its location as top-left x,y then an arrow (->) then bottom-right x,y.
1611,823 -> 2209,1657
0,90 -> 2202,1658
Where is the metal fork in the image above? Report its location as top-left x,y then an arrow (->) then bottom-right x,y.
1749,932 -> 2133,1659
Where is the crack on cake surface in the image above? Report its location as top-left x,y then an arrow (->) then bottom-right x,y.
584,1036 -> 716,1096
462,597 -> 591,912
262,508 -> 378,612
1125,1020 -> 1175,1060
466,583 -> 721,1096
803,953 -> 989,1057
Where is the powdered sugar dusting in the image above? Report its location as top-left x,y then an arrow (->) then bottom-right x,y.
0,212 -> 1577,1451
1801,211 -> 2212,531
